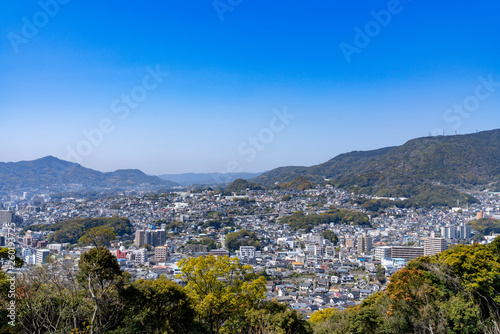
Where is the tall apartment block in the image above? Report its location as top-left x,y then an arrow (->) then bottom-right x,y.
357,236 -> 372,254
424,238 -> 448,256
135,229 -> 166,247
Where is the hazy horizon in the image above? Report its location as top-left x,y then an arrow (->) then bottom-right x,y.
2,1 -> 499,174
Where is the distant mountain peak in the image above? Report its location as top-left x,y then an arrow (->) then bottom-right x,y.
252,129 -> 500,197
0,157 -> 177,192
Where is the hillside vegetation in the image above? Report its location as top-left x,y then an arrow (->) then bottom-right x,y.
281,209 -> 370,232
253,130 -> 500,207
277,176 -> 314,191
468,218 -> 500,237
225,178 -> 264,193
24,216 -> 133,244
0,156 -> 176,192
225,229 -> 260,252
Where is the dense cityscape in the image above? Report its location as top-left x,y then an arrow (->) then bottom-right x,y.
3,1 -> 500,333
2,183 -> 499,316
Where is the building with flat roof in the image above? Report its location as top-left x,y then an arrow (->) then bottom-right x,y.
135,229 -> 166,247
424,238 -> 448,256
0,210 -> 14,224
374,246 -> 392,261
391,246 -> 424,261
35,249 -> 50,265
239,246 -> 256,259
458,223 -> 471,239
357,236 -> 372,254
441,226 -> 457,239
210,249 -> 229,257
154,246 -> 168,263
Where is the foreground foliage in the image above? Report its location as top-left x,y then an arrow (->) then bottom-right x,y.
0,251 -> 309,334
311,236 -> 500,334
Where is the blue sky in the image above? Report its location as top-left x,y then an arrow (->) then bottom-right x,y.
1,1 -> 499,174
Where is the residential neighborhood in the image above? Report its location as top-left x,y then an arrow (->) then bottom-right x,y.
2,185 -> 500,317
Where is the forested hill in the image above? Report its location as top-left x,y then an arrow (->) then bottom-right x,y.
252,129 -> 500,196
0,156 -> 177,192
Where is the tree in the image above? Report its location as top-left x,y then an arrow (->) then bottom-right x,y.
14,261 -> 87,334
225,229 -> 260,252
77,247 -> 125,334
0,246 -> 23,269
78,226 -> 117,247
375,264 -> 386,283
235,300 -> 312,334
0,247 -> 24,333
386,268 -> 445,333
439,243 -> 500,318
281,195 -> 292,202
119,278 -> 197,333
178,255 -> 266,334
321,230 -> 338,245
488,235 -> 500,258
310,308 -> 337,324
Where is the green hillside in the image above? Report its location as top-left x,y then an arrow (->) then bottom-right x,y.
468,218 -> 500,236
225,178 -> 265,192
253,129 -> 500,207
0,156 -> 176,192
24,216 -> 133,244
277,176 -> 315,191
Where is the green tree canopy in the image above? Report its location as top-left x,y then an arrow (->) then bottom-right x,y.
225,229 -> 260,252
178,255 -> 266,334
120,278 -> 197,333
78,226 -> 117,247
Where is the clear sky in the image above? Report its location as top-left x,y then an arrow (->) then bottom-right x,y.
1,1 -> 499,174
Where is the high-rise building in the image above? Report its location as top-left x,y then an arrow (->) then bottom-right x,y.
134,230 -> 146,247
424,238 -> 448,256
153,229 -> 166,247
441,226 -> 457,239
154,246 -> 168,262
135,229 -> 166,247
357,236 -> 372,254
391,246 -> 424,261
458,223 -> 471,239
0,210 -> 14,224
374,246 -> 392,261
35,249 -> 50,265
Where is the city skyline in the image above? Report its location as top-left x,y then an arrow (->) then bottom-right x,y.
1,1 -> 500,174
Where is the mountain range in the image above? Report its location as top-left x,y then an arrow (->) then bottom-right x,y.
0,156 -> 177,193
251,129 -> 500,202
2,129 -> 499,198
